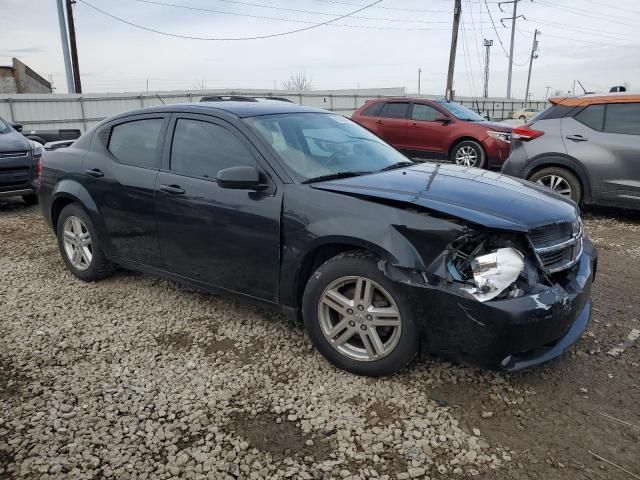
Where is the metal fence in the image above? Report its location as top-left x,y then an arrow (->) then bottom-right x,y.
0,90 -> 547,133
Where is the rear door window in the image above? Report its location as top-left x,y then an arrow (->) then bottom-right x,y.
411,104 -> 441,121
573,104 -> 605,131
108,118 -> 164,169
604,103 -> 640,135
170,118 -> 255,179
379,102 -> 409,119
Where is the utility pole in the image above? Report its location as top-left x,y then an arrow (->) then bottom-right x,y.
55,0 -> 74,93
500,0 -> 526,98
445,0 -> 462,101
483,39 -> 493,98
65,0 -> 82,93
524,29 -> 539,105
418,68 -> 422,95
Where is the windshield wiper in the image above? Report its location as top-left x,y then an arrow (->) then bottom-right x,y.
302,171 -> 370,184
378,161 -> 414,172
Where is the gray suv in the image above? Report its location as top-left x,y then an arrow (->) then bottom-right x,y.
502,94 -> 640,209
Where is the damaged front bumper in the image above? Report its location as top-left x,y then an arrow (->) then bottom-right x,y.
396,238 -> 597,372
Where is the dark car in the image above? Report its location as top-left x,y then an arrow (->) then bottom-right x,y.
351,98 -> 512,169
39,102 -> 596,376
0,116 -> 42,204
502,93 -> 640,209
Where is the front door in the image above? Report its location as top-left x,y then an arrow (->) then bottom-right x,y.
154,114 -> 282,302
405,103 -> 449,155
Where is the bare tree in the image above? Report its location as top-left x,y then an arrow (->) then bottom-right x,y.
282,72 -> 314,92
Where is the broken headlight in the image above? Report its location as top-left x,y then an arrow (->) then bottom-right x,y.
462,248 -> 524,301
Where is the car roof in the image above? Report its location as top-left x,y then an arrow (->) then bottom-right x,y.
549,92 -> 640,107
111,102 -> 331,120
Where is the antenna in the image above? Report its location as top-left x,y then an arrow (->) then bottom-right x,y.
576,80 -> 594,95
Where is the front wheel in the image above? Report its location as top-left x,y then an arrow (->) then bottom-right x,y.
56,203 -> 115,281
302,251 -> 419,376
451,140 -> 486,168
529,167 -> 582,204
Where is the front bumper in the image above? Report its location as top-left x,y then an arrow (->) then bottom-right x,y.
401,238 -> 597,371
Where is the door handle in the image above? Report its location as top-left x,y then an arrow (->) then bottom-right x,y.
375,120 -> 383,124
85,168 -> 104,178
409,122 -> 418,127
566,134 -> 588,142
159,184 -> 185,195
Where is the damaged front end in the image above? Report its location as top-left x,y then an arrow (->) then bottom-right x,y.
383,220 -> 596,372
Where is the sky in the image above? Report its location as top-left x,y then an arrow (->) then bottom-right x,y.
1,0 -> 639,99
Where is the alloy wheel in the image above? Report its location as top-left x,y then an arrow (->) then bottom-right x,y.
318,276 -> 402,362
455,146 -> 478,166
62,216 -> 93,271
535,174 -> 572,197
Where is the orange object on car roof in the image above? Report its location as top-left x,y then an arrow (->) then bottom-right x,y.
549,92 -> 640,107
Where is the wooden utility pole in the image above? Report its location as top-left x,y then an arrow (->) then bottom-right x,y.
524,29 -> 539,105
65,0 -> 82,93
445,0 -> 462,101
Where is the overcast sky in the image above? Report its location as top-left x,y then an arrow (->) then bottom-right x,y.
1,0 -> 639,99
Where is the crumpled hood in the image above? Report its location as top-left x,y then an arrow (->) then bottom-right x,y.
0,129 -> 31,152
311,163 -> 578,232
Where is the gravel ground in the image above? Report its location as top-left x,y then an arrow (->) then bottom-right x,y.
0,199 -> 638,480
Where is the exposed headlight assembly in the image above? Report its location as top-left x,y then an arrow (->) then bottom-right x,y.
463,247 -> 524,302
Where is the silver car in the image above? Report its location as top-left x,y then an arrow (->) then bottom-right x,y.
502,93 -> 640,209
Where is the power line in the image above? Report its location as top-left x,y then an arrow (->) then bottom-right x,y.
519,28 -> 640,48
485,0 -> 509,57
135,0 -> 465,25
78,0 -> 476,38
308,0 -> 454,14
466,0 -> 484,77
526,16 -> 640,42
534,0 -> 638,28
460,17 -> 478,97
581,0 -> 640,15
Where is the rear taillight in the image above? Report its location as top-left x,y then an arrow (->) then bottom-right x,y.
511,125 -> 544,141
37,157 -> 43,182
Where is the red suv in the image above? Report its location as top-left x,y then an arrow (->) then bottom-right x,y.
352,98 -> 512,169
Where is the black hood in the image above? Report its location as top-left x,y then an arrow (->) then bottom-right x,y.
0,128 -> 31,152
311,163 -> 578,232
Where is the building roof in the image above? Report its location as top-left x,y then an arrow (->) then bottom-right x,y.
549,92 -> 640,107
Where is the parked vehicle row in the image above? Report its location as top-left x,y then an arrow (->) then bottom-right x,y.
38,100 -> 596,376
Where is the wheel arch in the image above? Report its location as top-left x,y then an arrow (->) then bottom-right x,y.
523,155 -> 592,203
448,136 -> 486,162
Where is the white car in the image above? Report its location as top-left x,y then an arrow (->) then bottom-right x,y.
510,107 -> 541,121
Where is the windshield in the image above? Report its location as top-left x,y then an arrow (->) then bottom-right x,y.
436,101 -> 486,122
0,117 -> 9,134
244,113 -> 411,181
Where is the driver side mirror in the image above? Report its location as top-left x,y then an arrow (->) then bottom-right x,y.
217,166 -> 267,190
9,121 -> 23,132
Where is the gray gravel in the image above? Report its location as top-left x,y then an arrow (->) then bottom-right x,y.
1,204 -> 515,479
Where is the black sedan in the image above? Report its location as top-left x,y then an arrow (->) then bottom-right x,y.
38,102 -> 596,376
0,115 -> 41,204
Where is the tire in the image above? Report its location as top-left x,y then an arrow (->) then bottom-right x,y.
529,166 -> 582,204
450,140 -> 486,168
22,194 -> 38,205
302,251 -> 419,376
56,203 -> 115,281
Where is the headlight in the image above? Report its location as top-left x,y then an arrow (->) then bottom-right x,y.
486,130 -> 511,143
30,141 -> 43,159
462,247 -> 524,302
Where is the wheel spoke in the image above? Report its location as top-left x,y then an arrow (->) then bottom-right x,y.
322,289 -> 352,316
72,217 -> 83,236
81,246 -> 92,265
366,328 -> 385,357
360,332 -> 376,359
63,230 -> 75,241
326,317 -> 351,339
79,232 -> 91,247
72,247 -> 83,265
369,306 -> 401,326
333,328 -> 356,346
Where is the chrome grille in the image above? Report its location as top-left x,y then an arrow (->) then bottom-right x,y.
0,151 -> 29,159
528,219 -> 583,273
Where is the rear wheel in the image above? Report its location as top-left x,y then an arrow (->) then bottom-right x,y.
56,203 -> 115,281
302,251 -> 419,376
451,140 -> 486,168
529,166 -> 582,204
22,194 -> 38,205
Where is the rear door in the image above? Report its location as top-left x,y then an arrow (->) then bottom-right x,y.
375,102 -> 410,149
82,114 -> 168,267
404,102 -> 449,155
563,102 -> 640,204
154,113 -> 282,301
